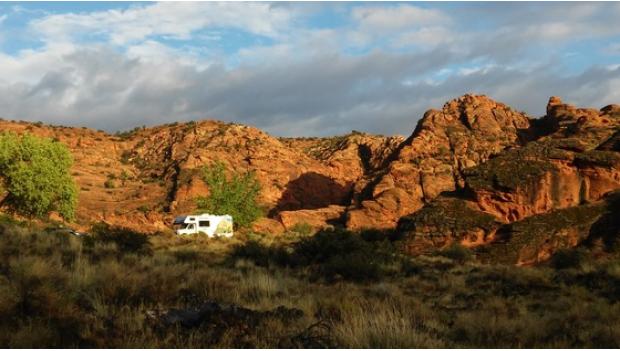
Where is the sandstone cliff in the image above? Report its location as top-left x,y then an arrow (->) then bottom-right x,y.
346,94 -> 533,230
397,97 -> 620,263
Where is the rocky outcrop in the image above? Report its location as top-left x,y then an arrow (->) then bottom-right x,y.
476,191 -> 620,265
397,97 -> 620,262
277,205 -> 346,232
346,94 -> 533,230
463,97 -> 620,223
397,197 -> 501,255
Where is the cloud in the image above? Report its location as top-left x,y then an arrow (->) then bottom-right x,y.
30,2 -> 295,45
1,2 -> 620,138
1,40 -> 619,139
603,42 -> 620,55
352,5 -> 449,32
391,26 -> 454,48
348,4 -> 452,48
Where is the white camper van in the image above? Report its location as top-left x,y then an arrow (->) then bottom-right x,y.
173,214 -> 234,237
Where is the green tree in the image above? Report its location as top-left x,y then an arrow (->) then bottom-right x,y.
195,161 -> 262,228
0,132 -> 78,221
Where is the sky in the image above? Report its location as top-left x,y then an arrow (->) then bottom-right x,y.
0,2 -> 620,137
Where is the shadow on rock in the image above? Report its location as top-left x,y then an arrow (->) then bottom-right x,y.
270,172 -> 353,215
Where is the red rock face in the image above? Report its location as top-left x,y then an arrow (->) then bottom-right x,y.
397,97 -> 620,262
464,97 -> 620,224
0,119 -> 400,233
346,94 -> 533,230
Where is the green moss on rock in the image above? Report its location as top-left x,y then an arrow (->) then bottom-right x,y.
574,150 -> 620,168
478,203 -> 606,264
464,156 -> 554,191
398,197 -> 499,251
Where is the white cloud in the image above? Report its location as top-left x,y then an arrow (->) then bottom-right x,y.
392,26 -> 454,48
458,64 -> 498,77
352,5 -> 449,33
347,5 -> 452,48
31,2 -> 295,45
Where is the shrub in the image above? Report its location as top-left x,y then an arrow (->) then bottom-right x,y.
321,251 -> 381,281
120,150 -> 132,164
293,229 -> 389,282
290,222 -> 313,236
229,240 -> 290,267
195,161 -> 262,229
360,228 -> 390,242
120,170 -> 130,186
551,248 -> 587,270
89,223 -> 151,255
0,132 -> 77,220
104,179 -> 116,189
439,243 -> 473,263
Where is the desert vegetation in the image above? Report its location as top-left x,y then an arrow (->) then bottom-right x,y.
0,216 -> 619,348
195,161 -> 262,229
0,132 -> 77,220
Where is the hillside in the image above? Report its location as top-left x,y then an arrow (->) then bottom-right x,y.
1,94 -> 619,264
0,118 -> 403,234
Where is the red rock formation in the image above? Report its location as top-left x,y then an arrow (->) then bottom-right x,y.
0,119 -> 399,233
346,94 -> 532,230
277,205 -> 346,231
464,97 -> 620,223
397,97 -> 620,262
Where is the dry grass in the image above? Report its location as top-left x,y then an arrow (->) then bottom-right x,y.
0,219 -> 619,348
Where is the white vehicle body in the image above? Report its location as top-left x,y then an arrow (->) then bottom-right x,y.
173,214 -> 234,237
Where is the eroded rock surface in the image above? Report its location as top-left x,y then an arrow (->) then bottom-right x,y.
347,94 -> 533,230
397,97 -> 620,261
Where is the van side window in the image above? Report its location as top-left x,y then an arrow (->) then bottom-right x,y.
199,221 -> 210,227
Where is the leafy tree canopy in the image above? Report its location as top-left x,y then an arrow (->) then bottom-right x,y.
196,161 -> 262,229
0,132 -> 78,221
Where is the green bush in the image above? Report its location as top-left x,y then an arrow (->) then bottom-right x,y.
0,132 -> 77,220
120,170 -> 130,186
195,161 -> 262,229
290,222 -> 313,236
104,179 -> 116,189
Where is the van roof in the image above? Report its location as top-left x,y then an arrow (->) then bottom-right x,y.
173,214 -> 233,224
